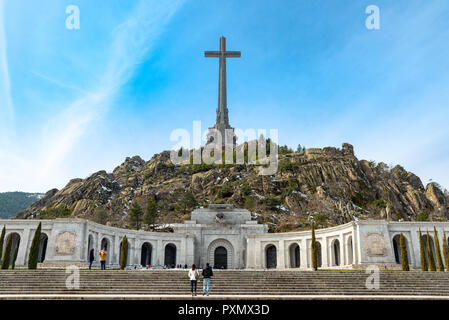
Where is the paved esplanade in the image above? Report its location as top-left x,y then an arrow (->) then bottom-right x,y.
205,36 -> 240,144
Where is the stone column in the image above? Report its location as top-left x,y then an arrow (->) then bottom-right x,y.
278,240 -> 285,269
339,233 -> 345,266
321,237 -> 329,267
17,228 -> 31,266
300,239 -> 308,269
156,239 -> 163,266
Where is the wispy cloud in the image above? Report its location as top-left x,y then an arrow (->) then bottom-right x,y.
0,0 -> 185,191
0,1 -> 14,147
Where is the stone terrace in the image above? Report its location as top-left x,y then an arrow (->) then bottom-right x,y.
1,270 -> 449,299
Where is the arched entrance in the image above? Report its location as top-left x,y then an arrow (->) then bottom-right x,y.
141,242 -> 152,266
207,239 -> 234,269
38,233 -> 48,263
266,245 -> 277,269
214,246 -> 227,269
100,237 -> 111,263
164,243 -> 176,267
332,239 -> 340,266
289,243 -> 300,268
5,233 -> 20,267
87,234 -> 94,261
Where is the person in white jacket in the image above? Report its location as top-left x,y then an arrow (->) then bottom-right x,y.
188,264 -> 199,296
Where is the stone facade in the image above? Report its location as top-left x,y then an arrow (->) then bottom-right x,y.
1,206 -> 449,270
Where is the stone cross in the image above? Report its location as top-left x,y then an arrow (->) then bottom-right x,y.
205,36 -> 240,141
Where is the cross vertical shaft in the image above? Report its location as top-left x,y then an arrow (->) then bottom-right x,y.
205,36 -> 241,135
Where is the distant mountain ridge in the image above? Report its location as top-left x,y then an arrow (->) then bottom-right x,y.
0,192 -> 44,219
15,142 -> 449,232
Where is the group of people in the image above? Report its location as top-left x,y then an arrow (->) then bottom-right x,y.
88,248 -> 107,270
188,263 -> 213,296
88,247 -> 215,296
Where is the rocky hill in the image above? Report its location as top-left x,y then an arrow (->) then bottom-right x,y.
15,143 -> 449,232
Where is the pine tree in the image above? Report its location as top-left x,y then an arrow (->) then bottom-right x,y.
434,227 -> 445,272
400,233 -> 409,271
0,226 -> 5,264
11,244 -> 19,269
128,202 -> 144,230
177,191 -> 197,215
311,222 -> 318,271
427,230 -> 436,271
419,229 -> 428,271
1,235 -> 12,269
28,222 -> 42,269
120,236 -> 128,270
443,231 -> 449,271
144,200 -> 158,230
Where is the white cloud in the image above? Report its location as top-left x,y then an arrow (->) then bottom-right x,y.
0,0 -> 185,191
0,1 -> 14,147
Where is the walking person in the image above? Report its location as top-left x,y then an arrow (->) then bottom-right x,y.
188,264 -> 199,296
99,247 -> 107,270
88,248 -> 95,270
202,263 -> 213,296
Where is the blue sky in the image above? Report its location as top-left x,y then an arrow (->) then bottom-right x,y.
0,0 -> 448,192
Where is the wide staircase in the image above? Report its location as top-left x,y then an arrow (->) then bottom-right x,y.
1,269 -> 449,299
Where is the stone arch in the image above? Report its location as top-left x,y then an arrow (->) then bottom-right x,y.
347,236 -> 353,265
392,234 -> 411,264
207,239 -> 234,269
332,239 -> 341,266
38,233 -> 49,263
141,242 -> 152,266
87,234 -> 95,261
265,244 -> 277,269
164,243 -> 177,267
4,233 -> 20,267
289,243 -> 300,268
100,237 -> 111,263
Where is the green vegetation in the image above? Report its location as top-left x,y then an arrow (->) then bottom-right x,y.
0,226 -> 5,264
443,232 -> 449,271
416,212 -> 429,222
120,236 -> 128,270
128,202 -> 144,230
11,244 -> 19,269
244,197 -> 255,212
92,206 -> 108,225
28,222 -> 42,269
0,192 -> 44,219
38,207 -> 72,219
427,230 -> 436,271
1,235 -> 12,269
176,191 -> 198,215
144,200 -> 158,230
240,182 -> 251,196
371,199 -> 387,209
278,145 -> 293,155
400,233 -> 409,271
313,212 -> 328,227
434,227 -> 445,272
278,159 -> 298,172
216,184 -> 234,199
311,222 -> 318,271
419,229 -> 428,271
263,195 -> 281,210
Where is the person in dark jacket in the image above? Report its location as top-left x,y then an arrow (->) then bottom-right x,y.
88,248 -> 95,269
202,263 -> 213,296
